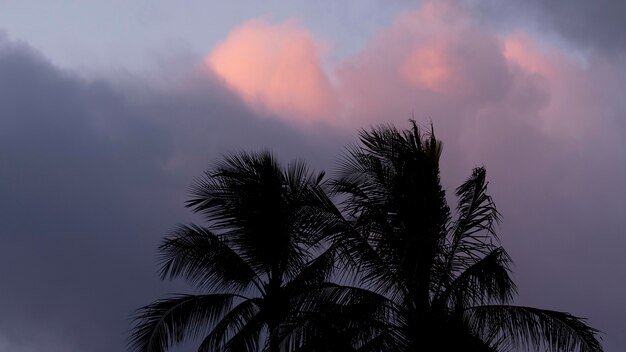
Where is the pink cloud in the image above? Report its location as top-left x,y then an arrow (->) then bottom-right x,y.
335,1 -> 518,132
205,1 -> 625,156
502,32 -> 625,145
207,18 -> 340,124
333,0 -> 623,155
401,43 -> 453,93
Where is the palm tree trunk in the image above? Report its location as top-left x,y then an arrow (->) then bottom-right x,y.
267,274 -> 282,352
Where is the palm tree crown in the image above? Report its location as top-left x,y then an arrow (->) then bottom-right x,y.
130,123 -> 602,352
331,121 -> 602,352
129,152 -> 339,352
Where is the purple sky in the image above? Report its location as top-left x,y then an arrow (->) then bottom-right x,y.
1,1 -> 625,351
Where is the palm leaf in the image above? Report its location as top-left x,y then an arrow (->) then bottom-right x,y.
436,247 -> 516,311
129,294 -> 241,352
446,167 -> 500,270
198,298 -> 262,352
158,224 -> 262,293
285,284 -> 400,352
466,305 -> 602,352
284,246 -> 337,294
223,310 -> 265,352
333,223 -> 406,297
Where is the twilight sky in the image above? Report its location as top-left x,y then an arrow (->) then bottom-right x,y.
1,1 -> 625,351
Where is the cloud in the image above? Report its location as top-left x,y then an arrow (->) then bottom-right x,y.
461,0 -> 626,56
532,0 -> 626,55
335,1 -> 519,134
0,34 -> 345,352
206,18 -> 340,124
332,0 -> 625,156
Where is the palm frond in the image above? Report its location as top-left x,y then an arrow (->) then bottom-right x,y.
297,284 -> 398,322
158,224 -> 262,293
334,224 -> 406,298
447,167 -> 500,268
436,247 -> 516,310
129,294 -> 241,352
465,305 -> 602,352
222,310 -> 265,352
292,180 -> 344,249
197,298 -> 262,352
285,284 -> 400,352
284,246 -> 337,294
355,330 -> 405,352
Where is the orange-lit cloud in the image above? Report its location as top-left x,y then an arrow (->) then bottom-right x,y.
207,18 -> 339,124
205,0 -> 622,150
501,32 -> 615,139
335,0 -> 513,127
401,43 -> 452,93
504,34 -> 554,76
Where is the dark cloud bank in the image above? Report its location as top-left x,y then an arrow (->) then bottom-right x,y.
0,36 -> 344,352
1,31 -> 626,352
465,0 -> 626,56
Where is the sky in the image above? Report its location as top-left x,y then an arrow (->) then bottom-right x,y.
1,0 -> 625,351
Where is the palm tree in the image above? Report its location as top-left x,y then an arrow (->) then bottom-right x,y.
330,122 -> 602,352
129,152 -> 340,352
129,124 -> 603,352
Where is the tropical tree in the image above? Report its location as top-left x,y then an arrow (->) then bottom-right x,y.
329,122 -> 602,352
129,152 -> 340,352
129,123 -> 603,352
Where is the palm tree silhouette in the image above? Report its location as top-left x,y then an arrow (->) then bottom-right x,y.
129,123 -> 603,352
129,152 -> 340,352
329,122 -> 602,351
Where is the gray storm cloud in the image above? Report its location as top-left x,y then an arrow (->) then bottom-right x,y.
463,0 -> 626,56
0,35 -> 344,352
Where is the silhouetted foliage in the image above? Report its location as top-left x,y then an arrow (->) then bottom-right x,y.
129,123 -> 602,352
129,152 -> 340,352
327,122 -> 602,352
